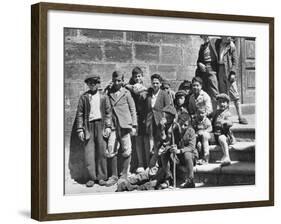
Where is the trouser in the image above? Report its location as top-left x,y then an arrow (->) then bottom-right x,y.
107,129 -> 132,177
178,152 -> 195,179
217,64 -> 230,94
84,120 -> 107,181
134,135 -> 151,169
200,68 -> 219,113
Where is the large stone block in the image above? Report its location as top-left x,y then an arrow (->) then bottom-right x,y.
65,113 -> 75,132
64,82 -> 86,99
135,44 -> 160,63
88,63 -> 116,84
161,46 -> 182,65
104,42 -> 133,63
126,32 -> 148,42
148,33 -> 192,45
149,65 -> 177,80
79,29 -> 124,40
176,65 -> 196,81
65,43 -> 103,62
64,63 -> 91,80
183,47 -> 199,66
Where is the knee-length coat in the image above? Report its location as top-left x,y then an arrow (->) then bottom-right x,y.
68,90 -> 112,182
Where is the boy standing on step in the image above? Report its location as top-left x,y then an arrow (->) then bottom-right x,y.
211,93 -> 236,166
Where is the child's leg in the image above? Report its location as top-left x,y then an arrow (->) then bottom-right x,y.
229,82 -> 248,124
120,131 -> 132,177
218,135 -> 231,166
201,132 -> 211,163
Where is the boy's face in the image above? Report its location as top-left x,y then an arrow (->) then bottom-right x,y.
112,77 -> 123,89
181,120 -> 190,132
87,81 -> 99,92
197,110 -> 206,120
133,73 -> 143,84
164,113 -> 175,126
192,81 -> 202,95
162,85 -> 170,91
218,99 -> 229,110
176,96 -> 185,106
151,78 -> 161,92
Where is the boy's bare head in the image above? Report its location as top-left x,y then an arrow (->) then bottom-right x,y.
197,108 -> 207,120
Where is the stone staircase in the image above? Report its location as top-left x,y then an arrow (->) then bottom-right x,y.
193,112 -> 255,187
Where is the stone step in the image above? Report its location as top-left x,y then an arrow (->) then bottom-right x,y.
229,103 -> 255,115
231,126 -> 255,142
230,115 -> 255,142
208,142 -> 255,163
194,161 -> 255,186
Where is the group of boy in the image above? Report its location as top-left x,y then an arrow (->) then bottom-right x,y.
69,35 -> 246,190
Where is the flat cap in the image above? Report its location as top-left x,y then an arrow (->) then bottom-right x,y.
175,90 -> 187,98
162,105 -> 177,116
178,80 -> 192,91
216,93 -> 230,102
84,75 -> 101,84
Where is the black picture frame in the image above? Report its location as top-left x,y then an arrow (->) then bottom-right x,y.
31,2 -> 274,221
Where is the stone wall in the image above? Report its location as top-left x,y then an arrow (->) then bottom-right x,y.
64,28 -> 203,146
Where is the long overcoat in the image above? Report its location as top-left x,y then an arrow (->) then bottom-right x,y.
68,90 -> 112,182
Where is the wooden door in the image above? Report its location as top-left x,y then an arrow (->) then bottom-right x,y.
237,37 -> 256,104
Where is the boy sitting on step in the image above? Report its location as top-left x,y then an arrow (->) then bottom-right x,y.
192,108 -> 212,164
211,93 -> 236,166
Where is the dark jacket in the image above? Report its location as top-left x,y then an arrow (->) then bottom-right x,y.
215,39 -> 238,76
74,90 -> 112,139
125,84 -> 148,135
144,88 -> 171,134
108,87 -> 137,130
215,39 -> 238,93
68,90 -> 112,182
177,127 -> 196,154
196,39 -> 218,72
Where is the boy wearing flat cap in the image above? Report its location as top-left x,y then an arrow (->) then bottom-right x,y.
159,105 -> 197,188
69,75 -> 112,188
211,93 -> 236,166
106,70 -> 137,186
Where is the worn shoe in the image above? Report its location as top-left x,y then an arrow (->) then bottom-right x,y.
159,180 -> 170,189
239,117 -> 248,125
105,176 -> 118,187
221,157 -> 231,166
136,167 -> 145,174
85,180 -> 95,188
98,179 -> 107,186
180,178 -> 195,188
196,159 -> 205,165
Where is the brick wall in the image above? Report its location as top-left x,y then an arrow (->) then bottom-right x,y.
64,28 -> 203,147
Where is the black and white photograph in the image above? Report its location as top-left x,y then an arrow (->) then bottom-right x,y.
64,28 -> 256,195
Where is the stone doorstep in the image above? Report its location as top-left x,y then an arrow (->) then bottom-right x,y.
194,161 -> 255,175
193,161 -> 255,186
229,103 -> 255,115
208,142 -> 255,162
194,173 -> 255,186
